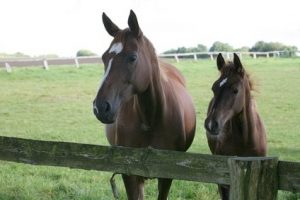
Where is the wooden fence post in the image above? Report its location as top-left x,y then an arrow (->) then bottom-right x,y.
43,59 -> 49,70
226,52 -> 230,59
5,62 -> 12,73
174,55 -> 179,62
238,53 -> 243,59
75,57 -> 80,68
228,157 -> 278,200
193,54 -> 197,61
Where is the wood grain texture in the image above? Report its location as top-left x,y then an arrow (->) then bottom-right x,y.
0,136 -> 299,196
0,136 -> 230,184
228,157 -> 278,200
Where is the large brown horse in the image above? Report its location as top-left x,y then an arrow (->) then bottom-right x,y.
93,10 -> 196,200
204,53 -> 267,199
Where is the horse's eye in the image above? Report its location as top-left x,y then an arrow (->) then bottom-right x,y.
128,54 -> 137,63
233,88 -> 238,94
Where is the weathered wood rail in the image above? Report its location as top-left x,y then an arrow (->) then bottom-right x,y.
0,136 -> 299,199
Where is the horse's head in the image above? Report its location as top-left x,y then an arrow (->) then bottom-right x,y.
205,53 -> 248,135
93,10 -> 153,124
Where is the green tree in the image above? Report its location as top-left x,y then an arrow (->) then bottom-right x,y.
0,52 -> 30,58
250,41 -> 298,56
196,44 -> 207,52
163,44 -> 207,54
209,41 -> 234,52
235,46 -> 250,52
76,49 -> 97,57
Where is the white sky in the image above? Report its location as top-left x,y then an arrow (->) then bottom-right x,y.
0,0 -> 299,57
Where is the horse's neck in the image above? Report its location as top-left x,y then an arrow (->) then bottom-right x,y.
135,60 -> 165,130
233,88 -> 257,146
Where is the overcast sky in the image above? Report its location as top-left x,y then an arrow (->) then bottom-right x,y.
0,0 -> 299,57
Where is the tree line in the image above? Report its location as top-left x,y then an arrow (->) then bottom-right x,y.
163,41 -> 298,56
0,52 -> 59,59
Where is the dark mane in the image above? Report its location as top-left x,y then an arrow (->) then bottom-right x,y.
141,35 -> 186,86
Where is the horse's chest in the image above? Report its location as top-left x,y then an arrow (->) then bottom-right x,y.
209,134 -> 244,156
117,125 -> 174,147
106,100 -> 184,149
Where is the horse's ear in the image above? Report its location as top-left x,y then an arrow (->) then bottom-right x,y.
102,12 -> 120,37
233,53 -> 244,75
128,10 -> 142,38
217,53 -> 225,71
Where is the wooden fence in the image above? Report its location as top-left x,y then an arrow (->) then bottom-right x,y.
0,51 -> 290,72
0,136 -> 299,199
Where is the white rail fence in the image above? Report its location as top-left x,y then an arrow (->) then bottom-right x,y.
159,51 -> 286,62
0,51 -> 296,72
0,56 -> 102,72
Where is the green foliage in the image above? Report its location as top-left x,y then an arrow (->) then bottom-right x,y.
36,54 -> 59,58
0,52 -> 60,59
250,41 -> 298,56
234,46 -> 250,52
163,41 -> 298,58
209,41 -> 234,52
196,44 -> 207,52
0,52 -> 30,58
76,49 -> 97,57
0,59 -> 300,199
163,44 -> 207,54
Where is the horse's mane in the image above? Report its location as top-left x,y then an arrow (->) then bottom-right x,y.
140,33 -> 186,86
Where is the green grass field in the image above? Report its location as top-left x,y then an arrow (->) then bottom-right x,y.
0,58 -> 299,199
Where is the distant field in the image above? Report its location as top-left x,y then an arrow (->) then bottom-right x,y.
0,58 -> 299,199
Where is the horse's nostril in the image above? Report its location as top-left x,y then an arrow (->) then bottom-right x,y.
204,118 -> 210,131
205,118 -> 219,134
93,100 -> 111,115
210,120 -> 219,134
104,101 -> 111,112
212,120 -> 218,129
98,101 -> 111,114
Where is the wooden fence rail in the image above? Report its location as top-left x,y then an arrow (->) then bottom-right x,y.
0,136 -> 299,199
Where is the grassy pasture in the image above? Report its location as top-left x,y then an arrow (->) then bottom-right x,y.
0,58 -> 299,199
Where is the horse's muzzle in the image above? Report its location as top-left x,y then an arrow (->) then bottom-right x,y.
93,100 -> 115,124
204,118 -> 219,135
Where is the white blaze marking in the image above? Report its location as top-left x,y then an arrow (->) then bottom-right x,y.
109,42 -> 123,54
96,42 -> 123,91
219,77 -> 228,87
99,58 -> 113,89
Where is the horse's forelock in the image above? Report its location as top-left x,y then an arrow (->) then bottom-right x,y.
220,62 -> 255,92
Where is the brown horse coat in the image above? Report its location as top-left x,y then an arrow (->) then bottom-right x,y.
204,53 -> 267,199
93,10 -> 196,200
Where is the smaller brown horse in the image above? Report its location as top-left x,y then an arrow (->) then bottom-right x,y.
204,53 -> 267,200
93,10 -> 196,200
